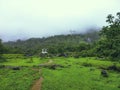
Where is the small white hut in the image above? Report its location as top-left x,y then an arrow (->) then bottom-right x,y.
41,49 -> 48,54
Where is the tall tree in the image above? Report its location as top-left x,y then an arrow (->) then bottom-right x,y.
96,12 -> 120,60
0,39 -> 4,60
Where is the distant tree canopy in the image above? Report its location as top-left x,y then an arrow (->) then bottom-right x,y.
3,31 -> 99,56
96,12 -> 120,60
0,39 -> 4,54
0,39 -> 5,61
1,12 -> 120,60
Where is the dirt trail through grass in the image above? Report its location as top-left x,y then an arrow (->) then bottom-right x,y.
45,59 -> 53,64
31,60 -> 53,90
31,77 -> 43,90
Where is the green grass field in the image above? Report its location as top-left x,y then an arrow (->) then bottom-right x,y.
0,67 -> 40,90
0,55 -> 120,90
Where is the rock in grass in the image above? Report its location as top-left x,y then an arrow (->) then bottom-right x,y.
101,70 -> 108,77
108,65 -> 117,71
12,67 -> 20,70
49,64 -> 64,70
5,66 -> 21,70
58,53 -> 67,57
39,64 -> 64,70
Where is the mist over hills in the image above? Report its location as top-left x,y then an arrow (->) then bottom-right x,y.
3,30 -> 99,55
1,26 -> 100,42
0,0 -> 119,42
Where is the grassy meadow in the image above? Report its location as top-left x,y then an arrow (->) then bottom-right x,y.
0,67 -> 40,90
0,54 -> 120,90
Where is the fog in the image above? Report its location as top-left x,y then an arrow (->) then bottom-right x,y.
0,0 -> 120,41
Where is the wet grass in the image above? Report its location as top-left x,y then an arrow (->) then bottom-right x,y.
0,56 -> 120,90
1,57 -> 48,66
0,67 -> 40,90
42,57 -> 120,90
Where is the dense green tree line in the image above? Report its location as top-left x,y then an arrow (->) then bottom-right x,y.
0,39 -> 6,62
1,12 -> 120,61
96,12 -> 120,60
3,31 -> 99,56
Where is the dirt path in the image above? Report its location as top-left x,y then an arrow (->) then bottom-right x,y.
31,77 -> 43,90
44,59 -> 53,64
31,60 -> 53,90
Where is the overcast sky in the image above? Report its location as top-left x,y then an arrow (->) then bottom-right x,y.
0,0 -> 120,41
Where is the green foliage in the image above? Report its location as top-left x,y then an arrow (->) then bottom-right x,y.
96,12 -> 120,60
0,39 -> 6,62
3,31 -> 99,56
0,39 -> 3,55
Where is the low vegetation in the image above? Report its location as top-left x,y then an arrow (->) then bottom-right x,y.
0,56 -> 120,90
0,12 -> 120,90
0,67 -> 40,90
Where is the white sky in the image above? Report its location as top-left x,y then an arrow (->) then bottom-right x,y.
0,0 -> 120,41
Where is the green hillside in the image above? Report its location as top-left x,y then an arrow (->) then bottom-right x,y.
3,30 -> 99,56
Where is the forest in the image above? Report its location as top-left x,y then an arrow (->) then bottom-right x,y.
3,29 -> 99,57
1,12 -> 120,60
0,12 -> 120,90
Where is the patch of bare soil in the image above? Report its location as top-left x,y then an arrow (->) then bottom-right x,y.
31,77 -> 43,90
31,60 -> 53,90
